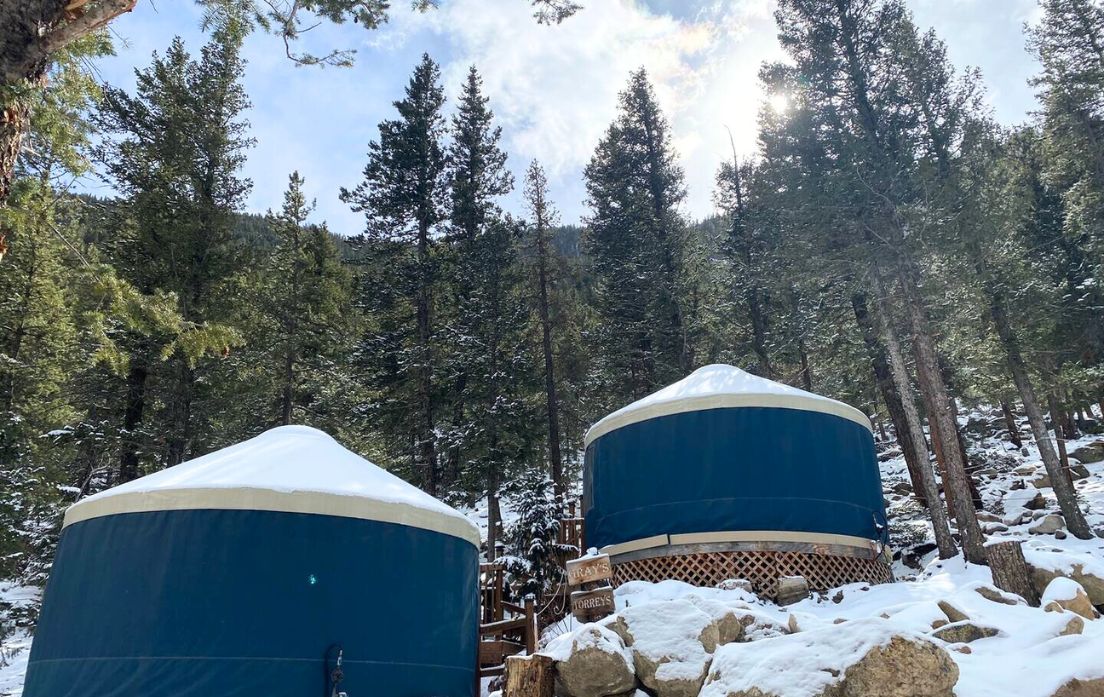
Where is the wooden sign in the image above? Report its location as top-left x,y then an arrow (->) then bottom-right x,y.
565,554 -> 612,587
570,587 -> 615,622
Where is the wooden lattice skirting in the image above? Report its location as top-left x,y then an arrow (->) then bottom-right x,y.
612,544 -> 893,599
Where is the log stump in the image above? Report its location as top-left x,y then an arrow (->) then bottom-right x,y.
987,540 -> 1040,607
504,654 -> 554,697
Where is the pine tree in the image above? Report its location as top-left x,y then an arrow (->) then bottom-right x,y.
95,19 -> 251,477
523,161 -> 566,497
341,54 -> 448,495
438,66 -> 514,495
584,68 -> 694,407
257,172 -> 355,426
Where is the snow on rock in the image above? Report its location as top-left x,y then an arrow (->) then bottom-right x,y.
542,623 -> 635,697
699,618 -> 957,697
605,600 -> 719,697
1041,577 -> 1099,620
1024,544 -> 1104,605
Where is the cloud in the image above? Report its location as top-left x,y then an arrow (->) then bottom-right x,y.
375,0 -> 786,222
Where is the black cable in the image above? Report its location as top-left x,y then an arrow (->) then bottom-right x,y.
323,643 -> 344,697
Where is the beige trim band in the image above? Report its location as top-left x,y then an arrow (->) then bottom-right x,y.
598,534 -> 670,557
668,530 -> 878,550
584,393 -> 872,447
63,487 -> 481,548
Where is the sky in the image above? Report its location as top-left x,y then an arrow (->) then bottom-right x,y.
84,0 -> 1046,233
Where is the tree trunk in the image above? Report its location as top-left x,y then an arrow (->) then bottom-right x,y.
534,210 -> 563,498
504,654 -> 554,697
487,486 -> 499,562
987,288 -> 1093,539
870,278 -> 955,558
279,348 -> 294,425
1000,401 -> 1022,449
415,218 -> 436,496
1,1 -> 137,260
894,264 -> 987,563
118,359 -> 149,483
165,362 -> 194,467
851,291 -> 928,505
987,540 -> 1040,607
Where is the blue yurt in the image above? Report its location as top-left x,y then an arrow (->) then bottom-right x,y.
583,364 -> 891,594
24,425 -> 480,697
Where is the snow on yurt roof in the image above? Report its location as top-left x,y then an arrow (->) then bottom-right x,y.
584,364 -> 872,447
64,425 -> 480,546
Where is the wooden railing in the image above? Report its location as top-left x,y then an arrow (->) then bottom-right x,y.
477,500 -> 586,689
478,562 -> 536,681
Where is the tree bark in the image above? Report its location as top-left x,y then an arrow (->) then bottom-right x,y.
1000,401 -> 1022,449
987,540 -> 1040,607
532,191 -> 564,498
987,287 -> 1093,539
894,263 -> 987,563
165,361 -> 194,467
870,277 -> 955,558
851,290 -> 928,505
1,1 -> 137,257
504,654 -> 554,697
415,217 -> 436,496
118,359 -> 149,483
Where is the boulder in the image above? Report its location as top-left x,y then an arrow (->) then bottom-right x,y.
1052,677 -> 1104,697
776,575 -> 810,606
1024,492 -> 1048,510
1014,464 -> 1037,475
976,511 -> 1002,523
843,636 -> 959,697
891,482 -> 913,495
1030,514 -> 1066,535
545,624 -> 636,697
716,579 -> 754,594
684,595 -> 745,645
1071,464 -> 1090,480
1033,474 -> 1053,489
1058,615 -> 1085,636
1069,441 -> 1104,464
973,585 -> 1022,606
936,600 -> 969,623
605,600 -> 718,697
930,621 -> 999,644
733,608 -> 791,641
699,620 -> 957,697
1029,562 -> 1104,606
1041,577 -> 1099,620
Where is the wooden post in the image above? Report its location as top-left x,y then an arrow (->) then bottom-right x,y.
987,540 -> 1040,607
504,654 -> 554,697
524,594 -> 537,654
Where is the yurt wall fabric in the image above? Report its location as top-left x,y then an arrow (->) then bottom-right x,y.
584,405 -> 885,551
22,426 -> 480,697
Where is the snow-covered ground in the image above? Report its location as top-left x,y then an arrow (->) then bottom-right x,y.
527,409 -> 1104,697
0,584 -> 38,697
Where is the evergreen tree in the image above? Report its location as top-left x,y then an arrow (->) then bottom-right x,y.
341,54 -> 448,495
523,161 -> 566,497
259,172 -> 355,427
584,69 -> 695,407
95,20 -> 251,477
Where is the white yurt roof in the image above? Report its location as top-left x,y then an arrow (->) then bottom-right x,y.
584,364 -> 872,447
64,425 -> 479,546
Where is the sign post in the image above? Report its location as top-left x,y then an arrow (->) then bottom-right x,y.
566,553 -> 615,623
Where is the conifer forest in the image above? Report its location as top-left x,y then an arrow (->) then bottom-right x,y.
1,0 -> 1103,597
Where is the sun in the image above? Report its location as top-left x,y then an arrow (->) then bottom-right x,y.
767,93 -> 791,114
